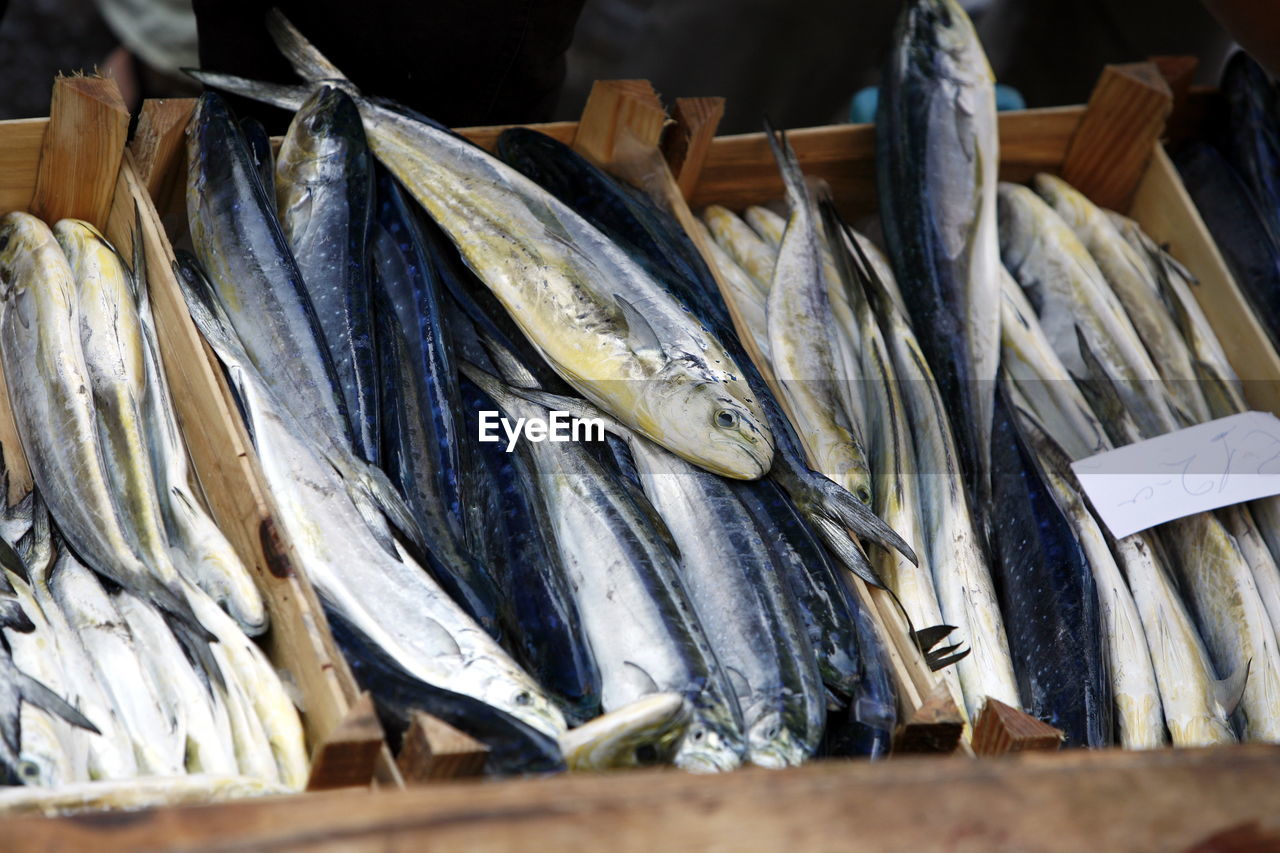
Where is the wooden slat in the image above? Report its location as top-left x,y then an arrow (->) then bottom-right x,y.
688,106 -> 1086,216
457,120 -> 577,153
130,98 -> 197,235
1129,145 -> 1280,413
573,79 -> 669,170
1060,63 -> 1173,211
396,713 -> 489,783
0,118 -> 47,214
29,76 -> 129,226
104,153 -> 371,784
9,746 -> 1280,851
662,97 -> 726,200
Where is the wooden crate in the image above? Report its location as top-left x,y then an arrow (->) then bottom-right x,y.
0,77 -> 384,796
15,64 -> 1279,847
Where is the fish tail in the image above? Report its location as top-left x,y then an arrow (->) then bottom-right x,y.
264,10 -> 353,87
184,70 -> 312,112
763,117 -> 809,213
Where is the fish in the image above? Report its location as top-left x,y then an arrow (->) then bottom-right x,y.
48,549 -> 183,774
765,127 -> 872,505
559,693 -> 690,770
367,176 -> 503,634
526,388 -> 825,767
1158,511 -> 1280,742
193,25 -> 774,482
0,774 -> 290,817
185,93 -> 422,559
988,385 -> 1111,747
1032,173 -> 1210,423
2,569 -> 87,787
59,219 -> 215,630
486,123 -> 913,585
689,219 -> 771,362
276,85 -> 380,465
1019,415 -> 1165,749
998,183 -> 1178,438
0,632 -> 99,786
462,362 -> 746,772
175,260 -> 567,768
830,211 -> 967,719
1173,142 -> 1280,349
1070,293 -> 1280,743
185,587 -> 307,787
1218,51 -> 1280,240
0,212 -> 200,630
744,205 -> 786,249
1109,532 -> 1238,747
837,214 -> 1018,717
821,596 -> 897,758
19,500 -> 137,781
702,205 -> 775,293
878,0 -> 1001,502
1220,504 -> 1280,675
1107,210 -> 1240,395
240,116 -> 276,202
998,266 -> 1110,460
127,221 -> 266,636
114,590 -> 239,776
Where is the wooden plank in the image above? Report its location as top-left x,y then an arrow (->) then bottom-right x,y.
9,746 -> 1280,852
457,120 -> 577,153
1060,63 -> 1173,211
687,106 -> 1086,216
0,118 -> 48,214
396,712 -> 489,783
972,699 -> 1064,756
102,154 -> 366,774
306,693 -> 384,791
130,98 -> 197,233
1129,145 -> 1280,414
29,76 -> 129,226
662,97 -> 726,200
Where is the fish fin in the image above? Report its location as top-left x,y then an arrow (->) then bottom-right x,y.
790,471 -> 918,565
337,463 -> 421,561
183,69 -> 312,111
1072,326 -> 1141,446
807,515 -> 888,589
264,10 -> 353,87
0,538 -> 27,586
475,331 -> 542,390
1215,659 -> 1251,717
912,624 -> 959,653
762,117 -> 809,212
0,600 -> 32,634
124,201 -> 145,307
169,612 -> 228,694
926,647 -> 971,672
614,293 -> 664,360
15,671 -> 100,735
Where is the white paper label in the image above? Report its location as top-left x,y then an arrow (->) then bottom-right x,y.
1070,411 -> 1280,539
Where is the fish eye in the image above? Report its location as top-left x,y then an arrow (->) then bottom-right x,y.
713,409 -> 739,430
18,761 -> 40,782
514,691 -> 532,706
0,232 -> 9,252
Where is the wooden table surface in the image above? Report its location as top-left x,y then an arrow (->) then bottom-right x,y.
5,745 -> 1278,852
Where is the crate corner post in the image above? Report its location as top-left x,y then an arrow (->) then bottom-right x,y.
29,74 -> 130,228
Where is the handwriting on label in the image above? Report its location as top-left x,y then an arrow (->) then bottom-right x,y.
1071,411 -> 1280,539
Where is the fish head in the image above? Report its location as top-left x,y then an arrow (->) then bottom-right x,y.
0,213 -> 72,336
499,680 -> 568,743
905,0 -> 993,82
996,183 -> 1050,279
277,85 -> 367,187
632,358 -> 774,480
745,712 -> 808,769
671,715 -> 744,773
